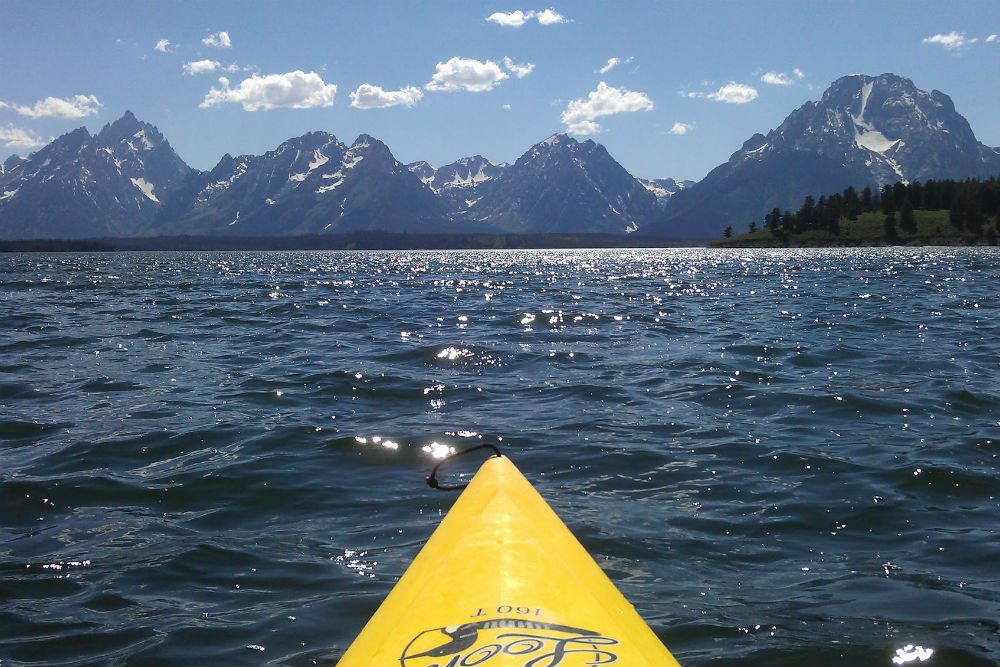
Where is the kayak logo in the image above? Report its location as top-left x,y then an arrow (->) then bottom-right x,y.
400,618 -> 619,666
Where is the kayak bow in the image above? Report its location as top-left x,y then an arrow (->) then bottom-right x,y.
337,454 -> 681,667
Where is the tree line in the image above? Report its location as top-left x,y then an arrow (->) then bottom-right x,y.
725,177 -> 1000,243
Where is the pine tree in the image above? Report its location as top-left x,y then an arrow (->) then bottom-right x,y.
724,226 -> 733,238
900,200 -> 916,234
861,185 -> 874,211
884,212 -> 899,245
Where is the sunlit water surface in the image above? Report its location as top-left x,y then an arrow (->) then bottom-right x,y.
1,248 -> 998,666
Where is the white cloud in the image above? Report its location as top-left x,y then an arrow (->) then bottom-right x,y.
202,31 -> 232,49
154,38 -> 174,53
986,34 -> 998,43
686,82 -> 758,104
599,57 -> 621,74
183,59 -> 221,75
922,31 -> 976,50
761,71 -> 795,86
0,124 -> 44,150
487,10 -> 531,27
502,56 -> 535,78
425,57 -> 509,92
502,104 -> 512,110
793,68 -> 806,79
670,121 -> 694,136
535,8 -> 568,24
486,8 -> 568,27
0,94 -> 102,119
200,71 -> 337,111
560,81 -> 653,135
350,84 -> 423,109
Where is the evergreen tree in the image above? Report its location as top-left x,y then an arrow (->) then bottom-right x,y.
950,195 -> 966,231
749,221 -> 757,233
724,226 -> 733,238
765,207 -> 781,232
861,185 -> 874,211
900,200 -> 916,234
965,197 -> 984,237
880,185 -> 895,214
884,212 -> 899,244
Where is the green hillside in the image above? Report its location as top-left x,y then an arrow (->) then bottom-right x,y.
710,178 -> 1000,247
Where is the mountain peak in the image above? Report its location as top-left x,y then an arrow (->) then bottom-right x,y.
655,72 -> 999,239
95,110 -> 165,149
352,133 -> 379,148
540,133 -> 574,147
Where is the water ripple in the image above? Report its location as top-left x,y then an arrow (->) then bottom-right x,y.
1,248 -> 999,666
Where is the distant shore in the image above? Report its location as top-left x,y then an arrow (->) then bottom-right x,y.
0,232 -> 705,253
711,210 -> 1000,248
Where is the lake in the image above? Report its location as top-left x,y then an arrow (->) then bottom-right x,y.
1,248 -> 998,666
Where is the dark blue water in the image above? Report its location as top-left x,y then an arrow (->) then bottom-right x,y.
1,249 -> 998,667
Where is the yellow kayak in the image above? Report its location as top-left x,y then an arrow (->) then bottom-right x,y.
337,453 -> 681,667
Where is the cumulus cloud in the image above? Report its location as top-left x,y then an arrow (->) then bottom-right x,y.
670,121 -> 694,136
0,94 -> 102,119
599,57 -> 621,74
350,84 -> 423,109
502,56 -> 535,78
183,59 -> 221,75
486,8 -> 568,27
793,68 -> 806,79
560,81 -> 653,135
686,82 -> 758,104
0,124 -> 44,150
200,71 -> 336,111
922,31 -> 976,50
760,71 -> 795,86
535,8 -> 568,24
487,9 -> 531,27
202,31 -> 232,48
154,38 -> 174,53
425,57 -> 509,92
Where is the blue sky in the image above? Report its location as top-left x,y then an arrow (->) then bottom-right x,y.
1,0 -> 998,181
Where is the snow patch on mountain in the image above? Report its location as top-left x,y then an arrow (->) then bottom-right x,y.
130,177 -> 159,202
133,129 -> 155,151
289,149 -> 330,182
316,179 -> 345,194
342,150 -> 364,170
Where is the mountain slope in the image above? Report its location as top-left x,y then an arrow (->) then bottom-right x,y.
460,134 -> 658,234
654,73 -> 1000,239
407,156 -> 506,215
0,111 -> 191,239
157,132 -> 449,235
638,178 -> 695,208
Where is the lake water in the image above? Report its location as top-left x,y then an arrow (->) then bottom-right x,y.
1,248 -> 998,666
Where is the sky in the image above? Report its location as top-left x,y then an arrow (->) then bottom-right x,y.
1,0 -> 999,182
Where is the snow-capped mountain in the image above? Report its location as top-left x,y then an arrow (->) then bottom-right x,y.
0,111 -> 190,239
638,178 -> 694,207
156,132 -> 448,235
769,73 -> 998,186
407,160 -> 436,185
655,73 -> 1000,239
5,75 -> 996,242
407,155 -> 507,214
458,134 -> 659,234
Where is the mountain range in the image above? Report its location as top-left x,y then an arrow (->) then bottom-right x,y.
1,73 -> 997,242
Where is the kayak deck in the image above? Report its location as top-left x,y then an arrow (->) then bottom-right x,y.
337,454 -> 680,666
